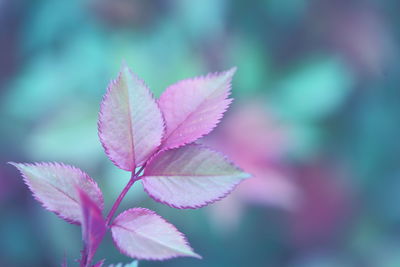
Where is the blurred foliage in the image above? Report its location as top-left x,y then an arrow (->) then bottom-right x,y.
1,0 -> 400,266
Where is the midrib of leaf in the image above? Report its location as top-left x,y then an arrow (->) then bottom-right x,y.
47,182 -> 79,204
124,80 -> 136,168
115,224 -> 192,255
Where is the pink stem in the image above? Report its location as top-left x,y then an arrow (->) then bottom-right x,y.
81,164 -> 146,266
105,165 -> 145,226
80,246 -> 88,267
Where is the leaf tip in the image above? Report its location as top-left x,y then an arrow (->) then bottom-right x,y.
241,172 -> 252,180
8,161 -> 21,168
188,251 -> 202,259
226,66 -> 237,76
8,162 -> 32,178
121,58 -> 128,67
121,60 -> 130,73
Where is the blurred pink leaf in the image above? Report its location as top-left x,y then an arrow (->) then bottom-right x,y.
158,68 -> 235,150
211,103 -> 290,162
9,162 -> 103,224
142,144 -> 250,209
98,63 -> 164,171
202,101 -> 300,231
205,102 -> 298,207
78,188 -> 106,267
239,168 -> 298,208
111,208 -> 200,260
289,164 -> 352,246
208,168 -> 299,232
207,193 -> 244,232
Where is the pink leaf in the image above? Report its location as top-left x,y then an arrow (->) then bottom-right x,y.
142,144 -> 250,209
9,162 -> 103,224
98,63 -> 165,171
158,68 -> 236,150
111,208 -> 200,260
78,188 -> 106,267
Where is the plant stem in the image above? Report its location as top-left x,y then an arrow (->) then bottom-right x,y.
80,245 -> 88,267
105,165 -> 145,226
83,165 -> 146,266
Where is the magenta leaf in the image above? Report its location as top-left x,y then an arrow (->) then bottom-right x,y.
141,144 -> 250,209
158,68 -> 236,150
9,162 -> 103,224
111,208 -> 200,260
78,188 -> 106,267
98,63 -> 165,171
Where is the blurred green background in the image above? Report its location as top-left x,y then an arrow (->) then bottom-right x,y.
1,0 -> 400,266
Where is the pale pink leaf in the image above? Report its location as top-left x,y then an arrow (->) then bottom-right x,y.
111,208 -> 200,260
142,144 -> 250,209
9,162 -> 103,224
158,68 -> 236,150
78,188 -> 106,267
98,63 -> 165,171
